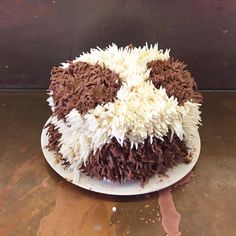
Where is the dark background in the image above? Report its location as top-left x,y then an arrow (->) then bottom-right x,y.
0,0 -> 236,90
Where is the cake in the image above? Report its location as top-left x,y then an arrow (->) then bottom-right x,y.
46,44 -> 202,186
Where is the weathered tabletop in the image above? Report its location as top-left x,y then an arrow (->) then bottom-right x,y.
0,91 -> 235,236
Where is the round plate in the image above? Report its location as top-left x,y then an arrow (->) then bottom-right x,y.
41,118 -> 201,196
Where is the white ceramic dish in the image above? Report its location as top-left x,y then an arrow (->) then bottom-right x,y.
41,119 -> 200,195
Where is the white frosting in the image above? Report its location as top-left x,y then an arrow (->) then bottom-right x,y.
47,96 -> 55,111
48,43 -> 201,175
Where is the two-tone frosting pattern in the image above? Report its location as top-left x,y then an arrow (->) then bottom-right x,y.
47,44 -> 202,182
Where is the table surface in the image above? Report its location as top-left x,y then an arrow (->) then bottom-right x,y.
0,91 -> 235,236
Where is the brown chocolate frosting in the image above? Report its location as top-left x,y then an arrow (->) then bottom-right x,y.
46,122 -> 61,153
81,134 -> 190,186
49,61 -> 122,119
147,58 -> 202,105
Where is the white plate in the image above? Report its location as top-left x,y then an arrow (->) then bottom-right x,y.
41,119 -> 201,196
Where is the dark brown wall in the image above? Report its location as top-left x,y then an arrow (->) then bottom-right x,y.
0,0 -> 236,89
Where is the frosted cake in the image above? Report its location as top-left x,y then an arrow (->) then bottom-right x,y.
46,44 -> 202,185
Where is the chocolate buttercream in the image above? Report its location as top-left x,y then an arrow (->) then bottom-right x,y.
147,59 -> 202,105
46,123 -> 71,167
46,122 -> 61,153
49,61 -> 122,119
80,134 -> 190,186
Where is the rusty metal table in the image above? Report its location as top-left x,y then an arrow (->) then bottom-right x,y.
0,91 -> 235,236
